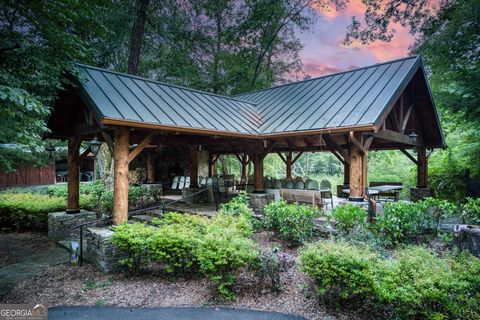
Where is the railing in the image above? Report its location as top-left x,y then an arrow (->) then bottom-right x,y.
70,186 -> 217,266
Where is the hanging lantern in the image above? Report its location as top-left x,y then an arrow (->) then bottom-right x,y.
89,137 -> 102,157
409,131 -> 418,145
45,143 -> 55,159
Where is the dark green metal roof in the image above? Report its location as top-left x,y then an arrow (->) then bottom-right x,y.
74,56 -> 443,146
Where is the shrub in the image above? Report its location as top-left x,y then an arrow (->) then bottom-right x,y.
0,193 -> 66,230
328,203 -> 367,233
219,191 -> 252,218
111,222 -> 156,272
300,240 -> 480,319
264,200 -> 319,247
462,197 -> 480,225
197,222 -> 258,300
300,240 -> 378,305
253,247 -> 292,292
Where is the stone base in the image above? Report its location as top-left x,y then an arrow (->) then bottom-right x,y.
182,187 -> 208,204
85,227 -> 125,273
454,225 -> 480,258
48,210 -> 97,241
410,187 -> 433,201
141,183 -> 162,194
248,193 -> 274,216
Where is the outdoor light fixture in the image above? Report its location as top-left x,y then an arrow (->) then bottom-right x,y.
263,139 -> 268,148
45,143 -> 55,159
89,136 -> 102,157
409,131 -> 418,145
198,145 -> 202,152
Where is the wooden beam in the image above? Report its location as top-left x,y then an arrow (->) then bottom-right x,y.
371,129 -> 420,146
67,137 -> 81,213
402,104 -> 413,133
292,151 -> 303,164
146,151 -> 155,183
277,152 -> 287,163
331,150 -> 345,165
324,135 -> 350,164
102,131 -> 114,155
400,148 -> 418,165
128,131 -> 158,163
350,131 -> 367,154
363,136 -> 374,151
113,127 -> 130,225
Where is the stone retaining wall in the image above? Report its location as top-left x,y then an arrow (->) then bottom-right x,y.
410,187 -> 434,201
84,227 -> 124,273
248,193 -> 274,216
454,225 -> 480,258
48,210 -> 97,241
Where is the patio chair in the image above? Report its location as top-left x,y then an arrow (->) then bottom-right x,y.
273,179 -> 283,189
218,177 -> 227,194
284,179 -> 294,189
320,179 -> 334,209
184,176 -> 191,188
264,177 -> 273,189
199,177 -> 207,187
294,180 -> 305,189
171,176 -> 179,190
178,176 -> 185,189
306,180 -> 319,190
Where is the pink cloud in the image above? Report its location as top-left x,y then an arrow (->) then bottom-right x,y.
299,0 -> 416,78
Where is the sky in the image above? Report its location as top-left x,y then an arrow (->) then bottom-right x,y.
298,0 -> 416,78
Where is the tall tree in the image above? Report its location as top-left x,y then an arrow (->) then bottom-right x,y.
128,0 -> 150,75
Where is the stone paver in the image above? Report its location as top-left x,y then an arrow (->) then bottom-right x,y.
0,245 -> 69,298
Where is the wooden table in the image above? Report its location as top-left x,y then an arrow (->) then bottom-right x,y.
279,188 -> 331,207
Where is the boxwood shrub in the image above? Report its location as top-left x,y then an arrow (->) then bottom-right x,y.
0,193 -> 66,230
300,240 -> 480,319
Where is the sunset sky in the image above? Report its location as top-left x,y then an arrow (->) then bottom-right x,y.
298,0 -> 416,77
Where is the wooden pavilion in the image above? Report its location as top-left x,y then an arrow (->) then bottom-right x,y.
46,55 -> 445,225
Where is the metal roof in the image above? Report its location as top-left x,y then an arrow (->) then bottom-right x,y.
75,56 -> 428,136
236,56 -> 421,133
75,65 -> 261,134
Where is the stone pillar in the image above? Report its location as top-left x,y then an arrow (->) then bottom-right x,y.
410,187 -> 433,201
85,227 -> 125,273
48,210 -> 97,241
248,193 -> 274,216
113,127 -> 129,225
67,137 -> 81,213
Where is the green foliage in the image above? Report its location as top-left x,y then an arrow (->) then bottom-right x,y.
111,223 -> 156,272
197,219 -> 258,300
300,240 -> 480,319
328,203 -> 367,233
0,193 -> 66,230
219,191 -> 252,218
252,248 -> 283,292
112,211 -> 256,300
264,200 -> 319,247
462,198 -> 480,225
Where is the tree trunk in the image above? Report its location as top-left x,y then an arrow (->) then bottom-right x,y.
127,0 -> 150,75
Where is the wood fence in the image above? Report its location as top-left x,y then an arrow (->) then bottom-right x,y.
0,164 -> 56,188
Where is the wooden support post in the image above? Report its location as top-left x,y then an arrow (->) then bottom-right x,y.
343,162 -> 350,186
241,153 -> 248,181
67,137 -> 81,213
348,132 -> 367,200
253,153 -> 264,190
286,151 -> 292,178
417,147 -> 428,187
113,127 -> 130,225
190,146 -> 198,187
146,151 -> 155,183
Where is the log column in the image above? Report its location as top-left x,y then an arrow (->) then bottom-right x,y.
253,152 -> 264,190
285,151 -> 293,178
241,153 -> 248,181
417,147 -> 428,187
67,137 -> 81,213
343,163 -> 350,186
348,132 -> 367,201
113,127 -> 130,225
190,146 -> 198,187
146,151 -> 155,183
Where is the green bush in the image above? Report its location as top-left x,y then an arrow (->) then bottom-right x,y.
300,240 -> 480,319
264,200 -> 319,247
300,240 -> 378,304
197,220 -> 258,300
219,191 -> 252,218
111,222 -> 156,272
328,203 -> 367,233
0,193 -> 66,230
462,197 -> 480,225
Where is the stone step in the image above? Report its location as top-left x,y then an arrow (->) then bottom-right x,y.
130,214 -> 154,224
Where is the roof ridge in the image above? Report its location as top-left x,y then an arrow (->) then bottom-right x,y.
233,55 -> 420,98
74,63 -> 258,107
